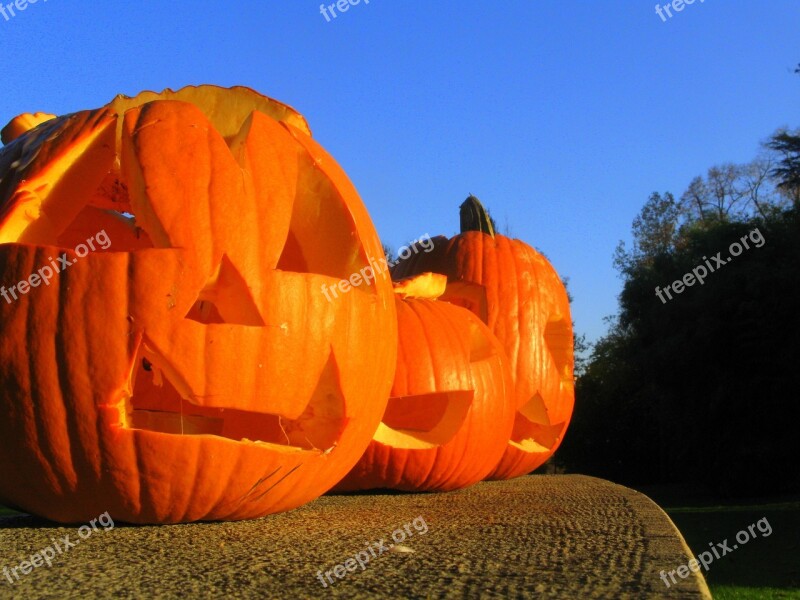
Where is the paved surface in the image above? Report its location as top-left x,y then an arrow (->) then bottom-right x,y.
0,475 -> 710,599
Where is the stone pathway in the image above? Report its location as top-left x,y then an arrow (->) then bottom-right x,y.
0,475 -> 710,599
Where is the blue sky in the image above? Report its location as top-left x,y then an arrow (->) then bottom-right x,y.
2,1 -> 798,343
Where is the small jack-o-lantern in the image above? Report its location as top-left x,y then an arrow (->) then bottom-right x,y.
335,273 -> 515,492
0,86 -> 397,523
392,196 -> 574,479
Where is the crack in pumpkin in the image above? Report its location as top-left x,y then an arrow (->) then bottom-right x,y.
246,463 -> 302,504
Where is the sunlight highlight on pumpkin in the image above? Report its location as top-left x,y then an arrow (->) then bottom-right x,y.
0,111 -> 116,245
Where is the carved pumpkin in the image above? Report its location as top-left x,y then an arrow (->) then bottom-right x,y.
335,272 -> 515,492
392,196 -> 574,479
0,111 -> 55,145
0,85 -> 397,523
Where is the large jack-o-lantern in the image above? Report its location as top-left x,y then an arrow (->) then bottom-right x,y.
392,197 -> 574,479
335,273 -> 515,492
0,86 -> 397,523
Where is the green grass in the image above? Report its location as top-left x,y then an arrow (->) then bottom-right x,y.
637,485 -> 800,599
0,504 -> 23,517
711,586 -> 800,599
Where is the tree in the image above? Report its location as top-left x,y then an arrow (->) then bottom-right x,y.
761,62 -> 800,204
382,243 -> 396,264
613,191 -> 679,277
678,159 -> 789,225
680,165 -> 747,223
766,130 -> 800,205
561,276 -> 590,378
568,197 -> 800,494
569,79 -> 800,494
739,155 -> 789,218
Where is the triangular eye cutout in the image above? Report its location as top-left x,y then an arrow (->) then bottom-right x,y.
185,254 -> 265,326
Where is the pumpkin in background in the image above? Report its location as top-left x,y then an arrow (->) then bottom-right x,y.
0,85 -> 397,523
392,196 -> 574,479
335,272 -> 515,492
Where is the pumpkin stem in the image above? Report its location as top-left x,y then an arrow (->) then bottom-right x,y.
459,195 -> 495,238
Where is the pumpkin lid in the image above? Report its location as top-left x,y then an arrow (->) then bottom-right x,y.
107,85 -> 311,138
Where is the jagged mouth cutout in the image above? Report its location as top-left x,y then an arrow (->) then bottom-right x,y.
510,317 -> 574,453
372,319 -> 497,450
117,340 -> 347,452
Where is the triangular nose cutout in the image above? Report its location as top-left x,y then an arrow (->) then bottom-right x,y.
185,254 -> 265,326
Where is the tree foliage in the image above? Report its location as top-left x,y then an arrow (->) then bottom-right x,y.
614,192 -> 679,277
560,118 -> 800,496
766,130 -> 800,205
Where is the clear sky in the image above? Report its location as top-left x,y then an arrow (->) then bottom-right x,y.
2,1 -> 798,343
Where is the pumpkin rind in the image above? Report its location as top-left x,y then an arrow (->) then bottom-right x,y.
336,273 -> 515,492
392,199 -> 574,479
0,86 -> 397,523
0,111 -> 57,145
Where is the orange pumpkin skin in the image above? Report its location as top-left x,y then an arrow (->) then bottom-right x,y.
335,273 -> 515,492
0,86 -> 397,523
0,112 -> 55,144
392,199 -> 574,479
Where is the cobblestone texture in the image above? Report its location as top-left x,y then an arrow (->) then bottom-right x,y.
0,475 -> 711,599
